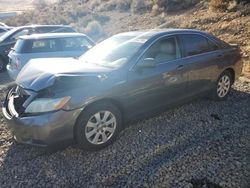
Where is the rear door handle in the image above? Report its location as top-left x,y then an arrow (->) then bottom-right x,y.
177,65 -> 184,71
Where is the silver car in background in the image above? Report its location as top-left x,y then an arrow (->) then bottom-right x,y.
7,33 -> 95,80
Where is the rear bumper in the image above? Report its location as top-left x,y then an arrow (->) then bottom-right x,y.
2,89 -> 82,147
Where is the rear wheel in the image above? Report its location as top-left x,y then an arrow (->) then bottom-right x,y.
75,103 -> 122,150
211,70 -> 233,101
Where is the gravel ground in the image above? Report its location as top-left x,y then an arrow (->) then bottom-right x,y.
0,77 -> 249,188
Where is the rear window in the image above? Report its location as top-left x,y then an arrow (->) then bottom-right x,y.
14,38 -> 59,53
15,36 -> 93,53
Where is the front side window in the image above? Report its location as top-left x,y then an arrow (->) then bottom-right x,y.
181,34 -> 211,57
143,36 -> 181,63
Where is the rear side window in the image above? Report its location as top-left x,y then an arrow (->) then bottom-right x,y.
181,34 -> 212,57
60,37 -> 93,51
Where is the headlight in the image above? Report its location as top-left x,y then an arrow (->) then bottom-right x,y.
25,96 -> 71,113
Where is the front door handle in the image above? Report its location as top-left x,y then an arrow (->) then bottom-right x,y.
177,65 -> 184,71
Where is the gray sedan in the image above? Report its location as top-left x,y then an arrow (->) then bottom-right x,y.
2,29 -> 243,150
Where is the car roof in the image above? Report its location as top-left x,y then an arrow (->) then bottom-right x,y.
116,29 -> 209,38
8,25 -> 73,33
16,24 -> 72,29
19,33 -> 87,40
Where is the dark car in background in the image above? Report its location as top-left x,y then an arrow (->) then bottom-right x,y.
0,25 -> 76,71
0,26 -> 12,36
0,22 -> 13,36
7,33 -> 95,80
2,29 -> 243,150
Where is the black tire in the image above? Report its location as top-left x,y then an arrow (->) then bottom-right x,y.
211,70 -> 233,101
0,57 -> 5,72
75,103 -> 122,150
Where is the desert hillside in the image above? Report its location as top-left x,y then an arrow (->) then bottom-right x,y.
3,0 -> 250,78
0,0 -> 58,12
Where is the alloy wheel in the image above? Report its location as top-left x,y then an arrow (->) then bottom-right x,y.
217,75 -> 231,98
85,111 -> 117,145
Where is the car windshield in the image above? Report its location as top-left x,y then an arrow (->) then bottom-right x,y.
0,27 -> 18,42
79,35 -> 148,68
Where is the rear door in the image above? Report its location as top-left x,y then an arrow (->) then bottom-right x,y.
179,33 -> 223,96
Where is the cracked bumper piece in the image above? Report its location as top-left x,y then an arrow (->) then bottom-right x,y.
2,96 -> 82,146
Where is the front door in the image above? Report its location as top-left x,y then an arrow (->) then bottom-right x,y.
125,35 -> 188,117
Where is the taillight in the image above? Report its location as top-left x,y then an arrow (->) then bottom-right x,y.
15,58 -> 20,69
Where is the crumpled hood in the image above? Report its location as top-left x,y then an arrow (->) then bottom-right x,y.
16,58 -> 112,91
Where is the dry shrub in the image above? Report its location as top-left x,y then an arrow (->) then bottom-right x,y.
151,4 -> 160,16
209,0 -> 229,11
116,0 -> 132,11
131,0 -> 152,13
209,0 -> 249,11
33,0 -> 48,10
88,0 -> 101,10
84,20 -> 105,41
152,0 -> 197,14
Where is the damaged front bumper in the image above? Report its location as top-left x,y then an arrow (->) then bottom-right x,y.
1,86 -> 82,147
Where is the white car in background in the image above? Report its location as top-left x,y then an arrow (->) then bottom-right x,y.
7,32 -> 95,80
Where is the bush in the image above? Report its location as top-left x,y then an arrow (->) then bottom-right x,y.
151,0 -> 197,14
84,20 -> 105,41
116,0 -> 132,11
209,0 -> 249,11
131,0 -> 152,13
33,0 -> 48,10
209,0 -> 232,11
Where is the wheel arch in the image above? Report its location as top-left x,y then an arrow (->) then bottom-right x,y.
73,98 -> 125,139
223,67 -> 235,84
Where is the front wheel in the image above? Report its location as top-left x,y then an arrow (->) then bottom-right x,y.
75,103 -> 122,150
211,71 -> 233,101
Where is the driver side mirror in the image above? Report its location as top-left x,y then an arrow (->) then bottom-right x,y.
137,58 -> 156,69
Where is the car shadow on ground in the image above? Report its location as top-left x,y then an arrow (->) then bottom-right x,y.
0,87 -> 249,187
